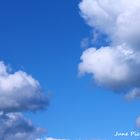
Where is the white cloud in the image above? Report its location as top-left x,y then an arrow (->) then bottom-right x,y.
45,138 -> 67,140
79,0 -> 140,128
79,43 -> 140,89
0,61 -> 48,112
0,112 -> 43,140
36,137 -> 68,140
125,88 -> 140,100
79,0 -> 140,92
79,0 -> 140,47
0,61 -> 49,139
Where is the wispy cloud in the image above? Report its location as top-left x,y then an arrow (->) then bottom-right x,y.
125,88 -> 140,100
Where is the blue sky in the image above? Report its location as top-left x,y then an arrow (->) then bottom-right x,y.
0,0 -> 140,140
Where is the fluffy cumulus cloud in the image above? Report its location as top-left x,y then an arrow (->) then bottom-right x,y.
0,61 -> 48,139
0,61 -> 48,112
79,44 -> 140,89
79,0 -> 140,95
79,0 -> 140,45
0,112 -> 43,140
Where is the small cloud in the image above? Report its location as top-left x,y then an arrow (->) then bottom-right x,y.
36,137 -> 68,140
136,117 -> 140,128
0,112 -> 44,140
0,61 -> 48,113
46,138 -> 68,140
125,88 -> 140,100
81,37 -> 90,49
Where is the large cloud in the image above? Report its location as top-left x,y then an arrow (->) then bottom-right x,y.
0,61 -> 48,112
0,61 -> 48,139
79,0 -> 140,46
79,44 -> 140,90
79,0 -> 140,93
0,112 -> 43,140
